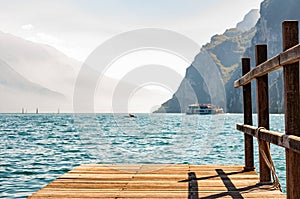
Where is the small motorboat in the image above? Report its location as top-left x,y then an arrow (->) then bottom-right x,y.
125,114 -> 136,118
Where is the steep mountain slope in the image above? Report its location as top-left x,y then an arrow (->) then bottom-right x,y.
0,59 -> 68,112
237,9 -> 260,31
0,32 -> 170,113
0,31 -> 82,112
155,9 -> 259,113
227,0 -> 300,113
0,31 -> 80,98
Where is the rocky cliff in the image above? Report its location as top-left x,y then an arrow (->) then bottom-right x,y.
157,0 -> 300,113
155,9 -> 259,113
227,0 -> 300,113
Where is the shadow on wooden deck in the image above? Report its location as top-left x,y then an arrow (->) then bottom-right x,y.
179,169 -> 269,199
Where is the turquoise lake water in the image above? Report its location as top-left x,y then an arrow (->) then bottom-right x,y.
0,113 -> 286,198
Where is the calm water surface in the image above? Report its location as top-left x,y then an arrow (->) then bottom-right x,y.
0,113 -> 286,198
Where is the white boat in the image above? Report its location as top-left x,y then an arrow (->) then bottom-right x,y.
186,103 -> 224,115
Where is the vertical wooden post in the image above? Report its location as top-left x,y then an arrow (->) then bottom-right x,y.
255,44 -> 271,182
242,58 -> 254,171
282,20 -> 300,199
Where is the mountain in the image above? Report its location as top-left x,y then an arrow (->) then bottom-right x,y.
157,0 -> 300,114
0,59 -> 68,112
0,31 -> 81,112
155,9 -> 259,113
227,0 -> 300,113
236,9 -> 260,31
0,31 -> 80,98
0,31 -> 171,113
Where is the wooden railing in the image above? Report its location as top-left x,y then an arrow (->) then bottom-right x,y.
234,21 -> 300,199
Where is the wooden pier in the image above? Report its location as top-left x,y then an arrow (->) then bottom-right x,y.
234,20 -> 300,199
28,164 -> 284,198
27,20 -> 300,199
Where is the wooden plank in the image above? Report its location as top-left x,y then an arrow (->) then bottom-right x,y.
237,124 -> 300,153
52,179 -> 262,187
117,190 -> 285,198
67,170 -> 256,175
64,172 -> 257,178
280,43 -> 300,65
234,43 -> 300,88
282,20 -> 300,199
234,54 -> 280,88
78,164 -> 245,169
189,165 -> 245,169
28,164 -> 285,199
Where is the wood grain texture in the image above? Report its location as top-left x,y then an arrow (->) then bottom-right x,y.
255,44 -> 271,183
282,20 -> 300,199
28,164 -> 285,198
242,58 -> 254,171
234,44 -> 300,88
237,124 -> 300,153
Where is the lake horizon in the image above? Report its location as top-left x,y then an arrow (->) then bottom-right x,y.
1,113 -> 287,198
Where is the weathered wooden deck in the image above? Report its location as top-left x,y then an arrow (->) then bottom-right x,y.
28,164 -> 285,198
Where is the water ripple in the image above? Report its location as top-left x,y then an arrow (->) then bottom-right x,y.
0,113 -> 286,198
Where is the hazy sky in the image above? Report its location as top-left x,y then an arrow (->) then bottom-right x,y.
0,1 -> 263,112
0,0 -> 262,62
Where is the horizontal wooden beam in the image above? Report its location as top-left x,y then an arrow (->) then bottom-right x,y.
234,55 -> 280,88
236,124 -> 300,153
234,43 -> 300,88
281,42 -> 300,65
